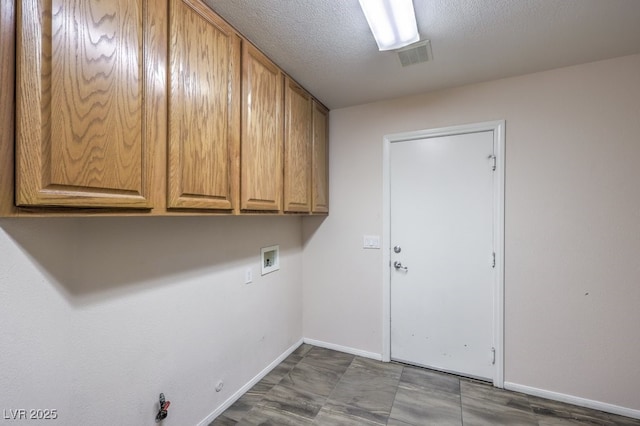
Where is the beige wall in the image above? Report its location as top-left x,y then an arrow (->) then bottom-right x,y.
2,52 -> 638,422
303,53 -> 640,411
0,216 -> 304,425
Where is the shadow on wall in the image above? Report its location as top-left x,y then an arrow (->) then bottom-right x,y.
0,215 -> 303,305
301,215 -> 327,249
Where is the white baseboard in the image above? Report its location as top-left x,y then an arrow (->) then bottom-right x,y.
197,341 -> 640,425
197,338 -> 304,426
504,382 -> 640,420
302,338 -> 382,361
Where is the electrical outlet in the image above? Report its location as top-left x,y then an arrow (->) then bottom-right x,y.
244,268 -> 253,284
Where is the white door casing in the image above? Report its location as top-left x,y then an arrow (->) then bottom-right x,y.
382,121 -> 505,387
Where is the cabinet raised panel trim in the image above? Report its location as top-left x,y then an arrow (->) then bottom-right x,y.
312,100 -> 329,213
167,0 -> 240,210
283,78 -> 312,213
15,0 -> 157,208
240,43 -> 284,212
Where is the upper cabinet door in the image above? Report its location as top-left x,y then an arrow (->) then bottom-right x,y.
241,43 -> 283,211
16,0 -> 154,208
283,78 -> 312,213
312,101 -> 329,213
168,0 -> 240,210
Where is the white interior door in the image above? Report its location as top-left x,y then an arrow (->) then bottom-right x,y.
390,130 -> 496,381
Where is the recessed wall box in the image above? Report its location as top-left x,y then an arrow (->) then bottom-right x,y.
261,245 -> 280,275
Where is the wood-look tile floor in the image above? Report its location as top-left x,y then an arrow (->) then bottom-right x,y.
210,344 -> 640,425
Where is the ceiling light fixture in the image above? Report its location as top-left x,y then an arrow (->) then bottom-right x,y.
358,0 -> 420,51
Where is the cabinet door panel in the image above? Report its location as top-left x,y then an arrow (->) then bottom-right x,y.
284,79 -> 311,212
241,44 -> 283,211
168,0 -> 240,210
312,101 -> 329,213
16,0 -> 152,208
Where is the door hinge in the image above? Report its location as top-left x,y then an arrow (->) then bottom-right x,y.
491,252 -> 496,268
488,154 -> 496,171
491,347 -> 496,365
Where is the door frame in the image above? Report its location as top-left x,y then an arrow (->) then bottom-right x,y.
381,120 -> 505,388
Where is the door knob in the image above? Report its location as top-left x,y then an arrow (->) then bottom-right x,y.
393,261 -> 408,271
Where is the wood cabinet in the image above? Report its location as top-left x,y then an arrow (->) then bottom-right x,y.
283,78 -> 312,213
312,101 -> 329,213
168,0 -> 240,210
2,0 -> 328,217
0,1 -> 15,215
15,0 -> 163,208
240,43 -> 284,211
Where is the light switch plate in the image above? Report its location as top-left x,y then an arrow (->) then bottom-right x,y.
363,235 -> 381,249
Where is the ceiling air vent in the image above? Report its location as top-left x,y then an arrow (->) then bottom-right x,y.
397,40 -> 432,67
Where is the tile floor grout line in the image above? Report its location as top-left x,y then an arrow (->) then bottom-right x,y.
211,344 -> 640,426
385,364 -> 406,425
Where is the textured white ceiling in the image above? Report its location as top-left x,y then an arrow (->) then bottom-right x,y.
204,0 -> 640,109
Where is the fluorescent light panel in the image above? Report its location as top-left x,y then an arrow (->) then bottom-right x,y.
359,0 -> 419,51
